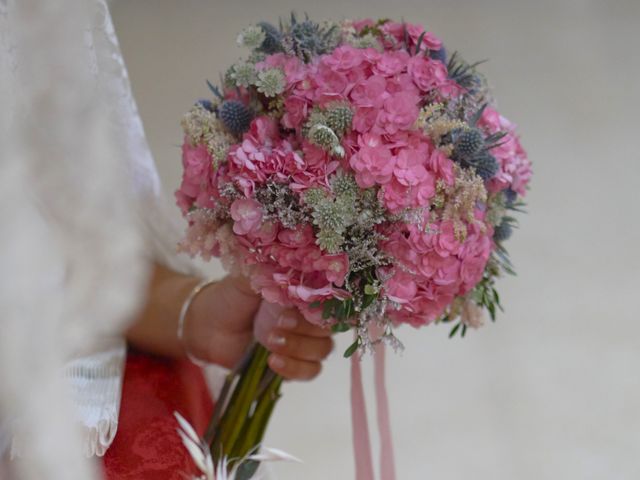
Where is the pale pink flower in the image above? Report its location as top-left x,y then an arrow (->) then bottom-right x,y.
313,254 -> 349,287
461,300 -> 485,329
230,198 -> 263,235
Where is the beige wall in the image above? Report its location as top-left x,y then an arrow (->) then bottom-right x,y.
111,1 -> 640,478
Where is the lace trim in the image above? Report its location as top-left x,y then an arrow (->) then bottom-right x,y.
9,341 -> 126,459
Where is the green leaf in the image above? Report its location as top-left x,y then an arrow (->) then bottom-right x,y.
309,301 -> 322,309
461,325 -> 468,337
343,340 -> 359,358
335,301 -> 346,320
344,299 -> 353,319
322,300 -> 335,320
362,293 -> 377,309
331,322 -> 351,333
487,302 -> 496,321
414,31 -> 426,55
206,79 -> 223,99
235,460 -> 260,480
449,323 -> 461,338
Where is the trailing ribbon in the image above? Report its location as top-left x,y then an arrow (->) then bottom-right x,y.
350,328 -> 396,480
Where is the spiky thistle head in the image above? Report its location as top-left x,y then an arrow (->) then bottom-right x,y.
453,127 -> 485,159
286,14 -> 340,62
503,188 -> 517,206
257,21 -> 283,54
429,47 -> 447,64
196,99 -> 215,112
464,152 -> 499,181
493,218 -> 514,242
218,100 -> 253,136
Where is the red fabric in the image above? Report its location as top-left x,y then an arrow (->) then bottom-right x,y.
102,349 -> 214,480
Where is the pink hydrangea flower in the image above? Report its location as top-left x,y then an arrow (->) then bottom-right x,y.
230,198 -> 263,235
313,254 -> 349,287
373,50 -> 410,76
378,91 -> 420,134
323,45 -> 364,72
393,147 -> 429,186
282,96 -> 309,129
407,56 -> 448,92
385,271 -> 418,304
349,134 -> 395,187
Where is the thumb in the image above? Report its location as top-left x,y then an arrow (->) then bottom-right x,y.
253,300 -> 286,344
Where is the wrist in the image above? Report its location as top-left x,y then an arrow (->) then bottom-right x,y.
179,279 -> 218,363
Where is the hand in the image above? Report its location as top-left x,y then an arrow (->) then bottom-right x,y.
183,275 -> 333,380
253,303 -> 334,381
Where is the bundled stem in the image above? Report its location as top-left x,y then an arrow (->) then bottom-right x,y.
206,343 -> 283,476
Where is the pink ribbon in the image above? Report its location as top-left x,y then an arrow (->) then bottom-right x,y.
350,331 -> 396,480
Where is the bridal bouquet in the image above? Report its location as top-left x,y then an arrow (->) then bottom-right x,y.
176,14 -> 531,478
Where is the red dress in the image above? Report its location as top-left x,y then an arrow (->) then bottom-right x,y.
103,349 -> 214,479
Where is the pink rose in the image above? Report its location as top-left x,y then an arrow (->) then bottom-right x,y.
230,198 -> 263,235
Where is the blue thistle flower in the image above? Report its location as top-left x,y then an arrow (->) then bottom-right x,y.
464,152 -> 499,181
258,22 -> 282,54
218,100 -> 253,136
196,99 -> 214,112
429,47 -> 447,64
493,219 -> 513,242
454,128 -> 485,159
504,188 -> 518,206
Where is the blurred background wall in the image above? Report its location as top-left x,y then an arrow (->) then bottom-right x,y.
110,1 -> 640,478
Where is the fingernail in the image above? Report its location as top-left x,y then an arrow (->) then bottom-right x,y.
269,354 -> 285,369
268,333 -> 286,347
278,315 -> 297,330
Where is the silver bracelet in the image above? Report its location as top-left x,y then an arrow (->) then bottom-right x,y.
178,278 -> 217,365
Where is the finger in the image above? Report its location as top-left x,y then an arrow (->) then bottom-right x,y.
268,354 -> 322,381
276,311 -> 332,337
265,331 -> 334,362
